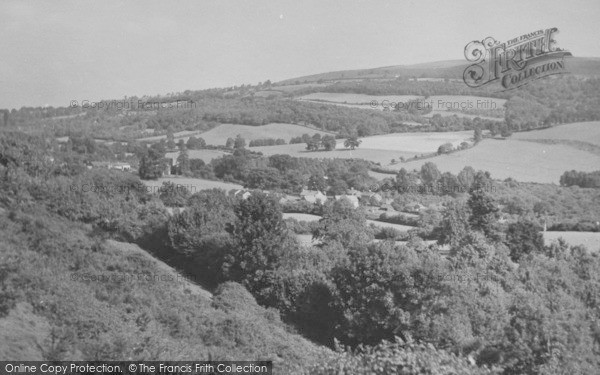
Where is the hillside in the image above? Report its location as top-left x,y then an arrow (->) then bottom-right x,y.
0,206 -> 327,370
278,57 -> 600,84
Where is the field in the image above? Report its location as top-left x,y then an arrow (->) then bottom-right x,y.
397,138 -> 600,184
253,142 -> 416,164
513,121 -> 600,147
254,131 -> 474,165
544,231 -> 600,253
282,213 -> 415,232
196,123 -> 333,146
298,93 -> 506,119
357,131 -> 473,153
165,149 -> 229,163
299,93 -> 421,104
141,177 -> 243,194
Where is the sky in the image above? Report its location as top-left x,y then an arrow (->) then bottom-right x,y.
1,0 -> 599,110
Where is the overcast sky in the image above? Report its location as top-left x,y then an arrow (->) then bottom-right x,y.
1,0 -> 599,109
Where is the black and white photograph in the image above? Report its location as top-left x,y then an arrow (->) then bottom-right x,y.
1,1 -> 600,374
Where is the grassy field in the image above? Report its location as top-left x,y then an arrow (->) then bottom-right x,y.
357,131 -> 473,153
254,142 -> 416,164
298,93 -> 505,118
141,177 -> 243,194
254,131 -> 474,165
544,231 -> 600,252
197,123 -> 333,146
513,121 -> 600,147
397,138 -> 600,184
299,93 -> 422,104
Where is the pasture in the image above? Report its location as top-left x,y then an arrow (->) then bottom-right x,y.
356,131 -> 473,153
253,142 -> 417,165
544,231 -> 600,253
512,121 -> 600,147
197,123 -> 333,146
397,138 -> 600,184
299,93 -> 421,104
254,131 -> 473,165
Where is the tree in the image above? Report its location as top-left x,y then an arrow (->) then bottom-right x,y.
313,198 -> 373,248
308,173 -> 327,192
468,186 -> 500,240
457,166 -> 476,192
505,220 -> 544,262
177,139 -> 186,151
176,149 -> 190,175
225,137 -> 235,148
437,142 -> 453,155
166,128 -> 176,150
159,181 -> 190,207
474,127 -> 483,143
396,168 -> 417,193
438,201 -> 471,247
227,192 -> 290,282
420,162 -> 441,187
234,134 -> 246,149
344,136 -> 361,150
321,135 -> 336,151
138,143 -> 166,179
187,136 -> 206,150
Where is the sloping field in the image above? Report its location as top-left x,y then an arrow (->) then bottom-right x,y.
141,177 -> 243,194
356,131 -> 473,153
513,121 -> 600,147
299,93 -> 421,104
544,231 -> 600,253
254,131 -> 474,165
253,143 -> 416,165
198,123 -> 333,146
399,138 -> 600,184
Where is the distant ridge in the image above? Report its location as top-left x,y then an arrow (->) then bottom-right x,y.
278,57 -> 600,85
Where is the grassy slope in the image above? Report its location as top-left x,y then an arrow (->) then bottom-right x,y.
0,208 -> 327,370
512,121 -> 600,148
398,138 -> 600,184
197,123 -> 334,146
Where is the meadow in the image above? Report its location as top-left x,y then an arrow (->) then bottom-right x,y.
513,121 -> 600,147
197,123 -> 333,146
397,138 -> 600,184
253,131 -> 474,165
